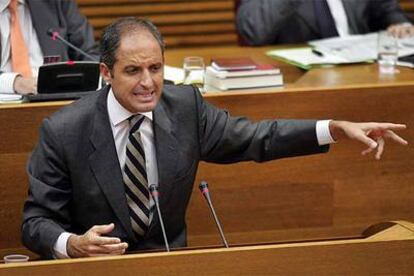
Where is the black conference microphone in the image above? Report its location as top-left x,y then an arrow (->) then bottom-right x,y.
47,28 -> 98,62
149,184 -> 170,252
199,181 -> 229,248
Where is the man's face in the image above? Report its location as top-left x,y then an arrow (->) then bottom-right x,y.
101,31 -> 164,113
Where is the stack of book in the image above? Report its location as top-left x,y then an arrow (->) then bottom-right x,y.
205,57 -> 283,90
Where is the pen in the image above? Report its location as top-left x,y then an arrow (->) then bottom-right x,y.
312,49 -> 324,57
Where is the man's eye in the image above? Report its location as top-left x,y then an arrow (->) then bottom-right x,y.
150,65 -> 162,73
126,68 -> 139,74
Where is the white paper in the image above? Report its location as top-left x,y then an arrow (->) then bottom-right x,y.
309,32 -> 414,61
0,93 -> 23,101
164,65 -> 184,84
267,47 -> 349,67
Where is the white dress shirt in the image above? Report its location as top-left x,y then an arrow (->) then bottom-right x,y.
53,90 -> 335,258
0,0 -> 43,93
326,0 -> 351,37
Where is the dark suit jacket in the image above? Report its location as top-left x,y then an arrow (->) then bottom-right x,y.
22,85 -> 329,258
0,0 -> 98,68
236,0 -> 412,45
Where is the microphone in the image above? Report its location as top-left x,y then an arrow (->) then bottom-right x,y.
199,181 -> 229,248
47,28 -> 98,62
149,184 -> 170,252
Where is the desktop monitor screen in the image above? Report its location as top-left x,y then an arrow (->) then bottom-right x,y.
37,61 -> 100,94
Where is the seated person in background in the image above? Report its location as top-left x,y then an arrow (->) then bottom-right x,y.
22,17 -> 408,259
236,0 -> 414,46
0,0 -> 99,95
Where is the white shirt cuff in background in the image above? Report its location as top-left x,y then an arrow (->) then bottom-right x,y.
316,120 -> 336,145
0,73 -> 19,94
53,232 -> 72,259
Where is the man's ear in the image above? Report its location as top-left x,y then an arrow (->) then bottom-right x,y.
100,63 -> 112,84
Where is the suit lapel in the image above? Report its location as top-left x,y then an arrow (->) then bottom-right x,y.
146,97 -> 178,236
297,0 -> 320,37
88,87 -> 135,240
27,0 -> 66,59
342,0 -> 362,34
153,101 -> 178,191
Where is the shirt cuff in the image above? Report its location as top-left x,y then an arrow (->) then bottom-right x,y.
316,120 -> 336,146
53,232 -> 72,259
0,73 -> 20,94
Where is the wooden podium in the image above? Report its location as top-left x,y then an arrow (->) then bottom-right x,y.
0,221 -> 413,275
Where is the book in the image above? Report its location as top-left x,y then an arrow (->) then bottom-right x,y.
205,66 -> 283,90
207,64 -> 280,79
211,57 -> 257,71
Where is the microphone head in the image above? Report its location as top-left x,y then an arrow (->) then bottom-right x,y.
199,181 -> 209,193
149,184 -> 160,201
149,184 -> 158,193
46,28 -> 55,37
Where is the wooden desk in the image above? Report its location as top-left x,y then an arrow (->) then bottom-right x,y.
1,46 -> 413,256
165,45 -> 414,88
0,221 -> 413,275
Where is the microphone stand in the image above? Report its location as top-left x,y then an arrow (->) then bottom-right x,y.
149,184 -> 170,252
47,29 -> 98,62
199,181 -> 229,248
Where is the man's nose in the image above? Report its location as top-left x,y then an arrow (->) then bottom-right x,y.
140,69 -> 154,88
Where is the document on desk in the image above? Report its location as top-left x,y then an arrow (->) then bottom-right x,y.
266,47 -> 360,70
268,33 -> 414,70
309,33 -> 414,61
0,93 -> 23,104
164,65 -> 184,84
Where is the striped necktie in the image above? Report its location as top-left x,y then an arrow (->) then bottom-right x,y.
9,0 -> 32,77
123,115 -> 150,238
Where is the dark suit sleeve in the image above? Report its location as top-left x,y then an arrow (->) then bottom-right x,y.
59,0 -> 99,61
194,88 -> 329,164
22,118 -> 72,259
369,0 -> 412,29
236,0 -> 301,45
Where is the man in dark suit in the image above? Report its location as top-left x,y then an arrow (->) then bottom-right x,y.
236,0 -> 414,45
22,17 -> 407,259
0,0 -> 98,94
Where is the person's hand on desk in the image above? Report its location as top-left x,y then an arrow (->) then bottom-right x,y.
329,121 -> 408,160
13,75 -> 37,95
67,223 -> 128,258
387,23 -> 414,38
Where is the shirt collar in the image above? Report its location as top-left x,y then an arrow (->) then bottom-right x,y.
107,87 -> 153,127
0,0 -> 25,13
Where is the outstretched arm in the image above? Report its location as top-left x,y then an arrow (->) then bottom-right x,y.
329,121 -> 408,160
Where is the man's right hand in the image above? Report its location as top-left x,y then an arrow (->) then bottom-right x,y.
67,223 -> 128,258
13,76 -> 37,95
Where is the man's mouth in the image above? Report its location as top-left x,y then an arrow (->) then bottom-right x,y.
133,91 -> 154,99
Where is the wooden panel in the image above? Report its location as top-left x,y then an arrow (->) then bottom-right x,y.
77,0 -> 237,48
0,225 -> 413,275
400,0 -> 414,18
80,2 -> 233,16
1,46 -> 414,256
1,81 -> 413,253
0,154 -> 29,250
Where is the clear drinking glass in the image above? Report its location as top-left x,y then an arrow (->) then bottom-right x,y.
377,31 -> 398,74
3,254 -> 29,263
183,56 -> 205,93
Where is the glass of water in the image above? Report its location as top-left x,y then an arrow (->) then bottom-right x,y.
377,31 -> 398,74
183,57 -> 205,93
3,254 -> 29,263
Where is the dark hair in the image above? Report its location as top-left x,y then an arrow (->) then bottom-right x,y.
100,17 -> 165,70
